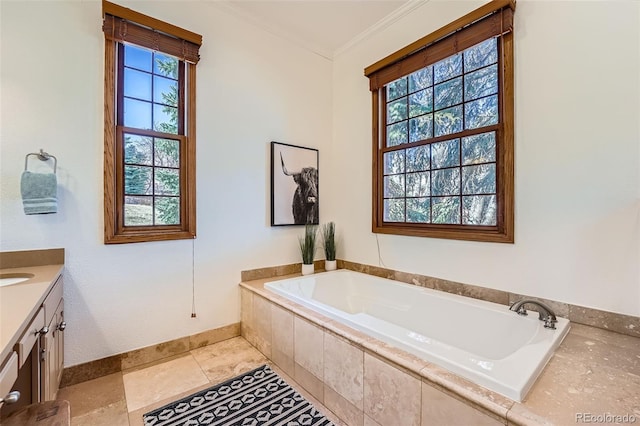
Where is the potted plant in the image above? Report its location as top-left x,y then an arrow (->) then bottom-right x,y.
322,222 -> 337,271
298,224 -> 317,275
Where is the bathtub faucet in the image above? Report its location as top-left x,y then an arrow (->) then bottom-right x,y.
509,300 -> 557,330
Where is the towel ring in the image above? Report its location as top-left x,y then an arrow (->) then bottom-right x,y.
25,149 -> 57,174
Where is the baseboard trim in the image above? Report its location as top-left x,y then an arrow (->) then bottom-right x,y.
60,322 -> 240,388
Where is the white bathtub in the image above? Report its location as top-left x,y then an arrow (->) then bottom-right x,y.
265,269 -> 570,401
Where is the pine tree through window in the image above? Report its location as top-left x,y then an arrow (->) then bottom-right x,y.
366,0 -> 515,243
102,1 -> 201,243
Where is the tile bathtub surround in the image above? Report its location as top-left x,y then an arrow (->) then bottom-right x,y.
240,277 -> 640,426
245,259 -> 639,338
0,247 -> 64,269
60,322 -> 240,387
239,284 -> 513,425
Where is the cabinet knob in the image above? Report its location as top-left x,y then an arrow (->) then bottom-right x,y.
39,326 -> 49,335
58,321 -> 67,331
1,391 -> 21,404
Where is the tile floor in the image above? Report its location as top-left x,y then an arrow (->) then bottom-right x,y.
56,336 -> 344,426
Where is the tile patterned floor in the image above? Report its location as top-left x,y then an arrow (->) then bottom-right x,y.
56,337 -> 343,426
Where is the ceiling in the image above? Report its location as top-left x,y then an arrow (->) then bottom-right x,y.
216,0 -> 413,59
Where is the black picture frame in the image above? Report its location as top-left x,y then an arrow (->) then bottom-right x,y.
270,141 -> 319,226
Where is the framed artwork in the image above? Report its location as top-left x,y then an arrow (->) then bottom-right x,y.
271,141 -> 319,226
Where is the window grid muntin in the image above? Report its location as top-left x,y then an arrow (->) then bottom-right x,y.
384,39 -> 499,150
381,37 -> 500,226
381,133 -> 498,225
122,131 -> 181,227
117,43 -> 185,229
121,45 -> 181,134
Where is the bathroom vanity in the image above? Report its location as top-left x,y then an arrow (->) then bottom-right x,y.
0,250 -> 65,419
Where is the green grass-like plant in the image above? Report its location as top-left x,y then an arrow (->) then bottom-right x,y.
322,222 -> 336,261
298,224 -> 318,265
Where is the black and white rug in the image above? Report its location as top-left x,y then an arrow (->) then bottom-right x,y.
143,365 -> 335,426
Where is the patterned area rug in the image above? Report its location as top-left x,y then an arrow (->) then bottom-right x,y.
143,365 -> 335,426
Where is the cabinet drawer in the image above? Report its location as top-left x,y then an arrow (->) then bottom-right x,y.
16,308 -> 45,368
44,276 -> 63,326
0,352 -> 19,400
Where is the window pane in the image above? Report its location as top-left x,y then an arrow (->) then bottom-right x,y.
465,95 -> 498,130
462,132 -> 496,165
384,199 -> 405,222
153,75 -> 178,107
434,53 -> 462,84
153,104 -> 178,134
384,175 -> 405,198
387,97 -> 408,124
463,195 -> 497,225
124,196 -> 153,226
384,150 -> 405,175
434,105 -> 463,137
155,196 -> 180,225
155,168 -> 180,196
387,77 -> 407,101
124,134 -> 152,165
406,145 -> 430,172
124,68 -> 151,101
409,114 -> 433,143
407,198 -> 430,223
124,165 -> 152,195
431,168 -> 460,196
406,172 -> 430,197
434,77 -> 462,110
432,196 -> 460,224
124,45 -> 152,72
409,89 -> 433,117
154,138 -> 180,168
409,67 -> 432,93
464,38 -> 498,72
123,98 -> 152,129
431,138 -> 460,169
387,121 -> 408,147
462,164 -> 496,195
154,53 -> 178,78
464,65 -> 498,101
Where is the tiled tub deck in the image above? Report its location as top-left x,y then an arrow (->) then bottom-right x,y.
240,275 -> 640,426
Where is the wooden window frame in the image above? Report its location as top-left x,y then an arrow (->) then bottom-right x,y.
366,0 -> 515,243
102,1 -> 201,244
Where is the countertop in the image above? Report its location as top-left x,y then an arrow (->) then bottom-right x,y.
0,264 -> 63,365
240,275 -> 640,425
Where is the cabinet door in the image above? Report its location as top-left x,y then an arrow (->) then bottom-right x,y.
41,300 -> 64,402
41,313 -> 55,401
53,300 -> 64,395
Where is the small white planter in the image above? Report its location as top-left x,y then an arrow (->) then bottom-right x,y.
325,260 -> 337,271
301,263 -> 315,276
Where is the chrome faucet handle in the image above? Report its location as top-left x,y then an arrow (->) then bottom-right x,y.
516,305 -> 528,316
544,317 -> 557,329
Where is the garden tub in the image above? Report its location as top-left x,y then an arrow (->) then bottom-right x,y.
265,269 -> 570,401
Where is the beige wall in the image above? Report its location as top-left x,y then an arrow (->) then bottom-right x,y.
329,0 -> 640,316
0,0 -> 333,366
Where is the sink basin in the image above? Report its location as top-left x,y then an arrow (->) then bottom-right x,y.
0,273 -> 35,287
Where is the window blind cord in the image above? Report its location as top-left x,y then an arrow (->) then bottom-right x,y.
191,238 -> 197,318
375,234 -> 387,268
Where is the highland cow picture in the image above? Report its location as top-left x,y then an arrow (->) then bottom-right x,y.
271,141 -> 319,226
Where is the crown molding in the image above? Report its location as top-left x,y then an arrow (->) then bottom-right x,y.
334,0 -> 429,58
207,1 -> 334,61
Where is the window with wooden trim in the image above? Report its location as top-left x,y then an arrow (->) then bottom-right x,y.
366,0 -> 515,243
102,1 -> 201,244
